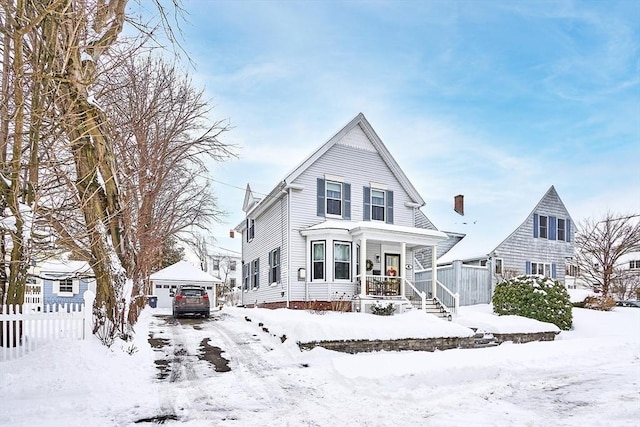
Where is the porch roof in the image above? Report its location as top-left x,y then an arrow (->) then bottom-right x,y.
300,220 -> 448,249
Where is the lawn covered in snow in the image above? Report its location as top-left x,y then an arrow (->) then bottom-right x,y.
1,303 -> 638,426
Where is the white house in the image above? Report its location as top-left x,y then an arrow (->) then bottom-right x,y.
234,113 -> 449,314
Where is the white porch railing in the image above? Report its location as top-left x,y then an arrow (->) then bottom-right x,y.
0,290 -> 95,361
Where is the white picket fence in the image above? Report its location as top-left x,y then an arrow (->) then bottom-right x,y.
0,290 -> 95,361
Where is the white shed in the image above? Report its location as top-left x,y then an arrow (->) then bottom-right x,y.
150,261 -> 222,309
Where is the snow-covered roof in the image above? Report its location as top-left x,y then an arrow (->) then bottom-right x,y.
301,219 -> 448,248
33,259 -> 94,278
150,261 -> 222,283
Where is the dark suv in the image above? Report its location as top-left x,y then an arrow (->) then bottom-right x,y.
172,286 -> 210,318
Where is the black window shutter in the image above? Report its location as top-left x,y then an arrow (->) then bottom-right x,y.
276,247 -> 281,283
317,178 -> 325,217
363,186 -> 370,221
386,190 -> 394,224
566,219 -> 571,242
533,214 -> 539,238
343,183 -> 351,220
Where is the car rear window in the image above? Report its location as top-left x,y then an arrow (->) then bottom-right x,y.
181,289 -> 205,297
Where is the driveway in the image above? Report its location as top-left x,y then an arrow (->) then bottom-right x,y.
140,311 -> 320,425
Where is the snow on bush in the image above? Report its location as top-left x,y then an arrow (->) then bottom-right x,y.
492,275 -> 573,330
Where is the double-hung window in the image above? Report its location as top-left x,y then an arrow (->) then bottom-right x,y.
630,260 -> 640,270
246,218 -> 255,241
494,258 -> 503,275
242,263 -> 250,291
269,248 -> 281,284
251,259 -> 259,289
326,181 -> 342,216
371,189 -> 385,221
59,278 -> 73,293
312,241 -> 325,281
557,218 -> 566,241
334,242 -> 351,280
539,215 -> 548,239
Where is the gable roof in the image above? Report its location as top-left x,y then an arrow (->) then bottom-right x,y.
236,113 -> 426,228
438,185 -> 574,263
150,260 -> 222,283
242,183 -> 259,213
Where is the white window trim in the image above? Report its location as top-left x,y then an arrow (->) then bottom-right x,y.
370,188 -> 386,222
538,215 -> 549,239
325,181 -> 343,217
311,241 -> 326,282
269,248 -> 280,286
531,261 -> 552,276
557,218 -> 566,242
333,241 -> 352,282
324,174 -> 344,182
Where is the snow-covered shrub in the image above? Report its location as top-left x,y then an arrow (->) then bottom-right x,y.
492,275 -> 573,330
370,302 -> 395,316
582,295 -> 616,311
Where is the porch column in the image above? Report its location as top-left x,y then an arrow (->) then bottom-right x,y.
400,242 -> 406,297
360,237 -> 367,298
431,244 -> 437,299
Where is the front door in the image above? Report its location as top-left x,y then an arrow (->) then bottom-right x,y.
385,254 -> 400,278
384,254 -> 401,296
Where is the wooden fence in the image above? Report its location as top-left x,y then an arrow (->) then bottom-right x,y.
0,290 -> 94,361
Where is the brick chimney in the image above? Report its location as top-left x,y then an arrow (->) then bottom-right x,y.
454,194 -> 464,216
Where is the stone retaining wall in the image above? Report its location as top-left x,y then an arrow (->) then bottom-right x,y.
298,337 -> 477,353
298,331 -> 559,354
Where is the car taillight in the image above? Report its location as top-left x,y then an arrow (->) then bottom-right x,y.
202,294 -> 209,300
175,295 -> 183,300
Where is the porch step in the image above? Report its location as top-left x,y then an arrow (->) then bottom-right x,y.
407,298 -> 452,321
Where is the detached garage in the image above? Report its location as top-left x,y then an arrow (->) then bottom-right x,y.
150,261 -> 222,309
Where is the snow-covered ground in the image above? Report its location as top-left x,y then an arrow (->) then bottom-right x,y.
1,302 -> 638,426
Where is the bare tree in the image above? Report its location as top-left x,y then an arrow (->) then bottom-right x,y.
575,213 -> 640,297
94,55 -> 234,299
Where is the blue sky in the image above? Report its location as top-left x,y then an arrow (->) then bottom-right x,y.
131,0 -> 639,253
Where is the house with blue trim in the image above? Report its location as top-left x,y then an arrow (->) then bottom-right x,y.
27,259 -> 96,309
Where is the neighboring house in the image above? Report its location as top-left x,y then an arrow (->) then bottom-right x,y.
234,113 -> 448,314
204,249 -> 242,296
150,260 -> 222,309
432,185 -> 576,305
28,258 -> 96,309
